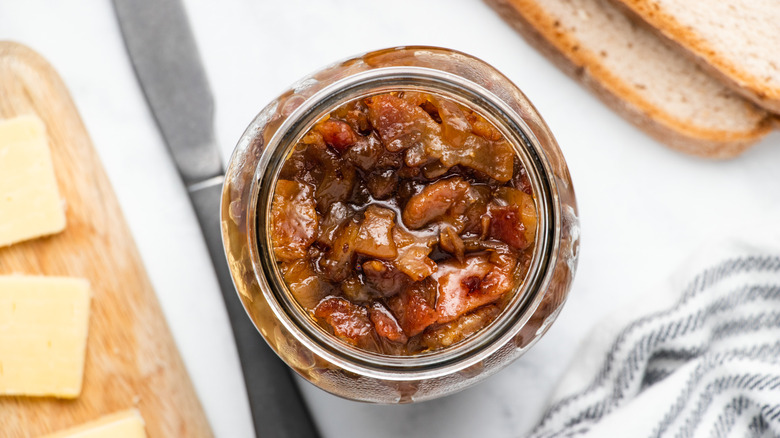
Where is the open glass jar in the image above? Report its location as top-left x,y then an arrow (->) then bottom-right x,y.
221,46 -> 579,403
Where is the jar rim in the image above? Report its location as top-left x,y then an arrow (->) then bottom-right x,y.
242,50 -> 564,380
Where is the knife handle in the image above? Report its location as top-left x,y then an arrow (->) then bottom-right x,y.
188,178 -> 321,438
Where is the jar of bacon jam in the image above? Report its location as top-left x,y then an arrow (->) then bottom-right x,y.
221,46 -> 579,403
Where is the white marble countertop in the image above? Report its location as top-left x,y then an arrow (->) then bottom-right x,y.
2,1 -> 780,437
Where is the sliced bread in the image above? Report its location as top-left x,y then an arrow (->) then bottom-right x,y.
486,0 -> 775,158
613,0 -> 780,113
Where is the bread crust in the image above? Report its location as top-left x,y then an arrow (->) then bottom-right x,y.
612,0 -> 780,113
486,0 -> 774,158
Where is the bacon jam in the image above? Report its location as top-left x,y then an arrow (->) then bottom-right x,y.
269,91 -> 537,355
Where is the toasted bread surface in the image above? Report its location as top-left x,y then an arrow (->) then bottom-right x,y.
486,0 -> 774,158
613,0 -> 780,113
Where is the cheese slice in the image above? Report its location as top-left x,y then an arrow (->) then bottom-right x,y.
0,115 -> 66,247
0,276 -> 91,398
41,409 -> 147,438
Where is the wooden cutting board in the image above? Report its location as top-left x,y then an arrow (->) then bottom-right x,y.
0,42 -> 213,437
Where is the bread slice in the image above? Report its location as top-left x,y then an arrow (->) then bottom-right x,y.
612,0 -> 780,113
486,0 -> 775,158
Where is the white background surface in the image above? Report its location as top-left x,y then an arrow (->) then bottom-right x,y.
2,1 -> 780,437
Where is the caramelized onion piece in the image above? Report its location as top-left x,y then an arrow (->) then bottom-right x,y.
343,132 -> 384,171
402,177 -> 471,229
431,96 -> 471,146
462,184 -> 491,235
421,162 -> 451,180
462,237 -> 514,255
439,226 -> 465,262
314,297 -> 373,345
369,302 -> 408,343
271,180 -> 318,262
331,99 -> 372,134
319,218 -> 360,282
366,169 -> 399,200
454,136 -> 514,182
341,275 -> 373,303
388,280 -> 438,337
362,260 -> 408,297
280,259 -> 330,309
399,91 -> 433,107
316,202 -> 351,247
467,110 -> 503,141
421,305 -> 501,350
392,227 -> 437,281
345,109 -> 372,134
404,132 -> 514,183
354,206 -> 398,259
306,145 -> 356,212
510,157 -> 533,194
278,147 -> 308,183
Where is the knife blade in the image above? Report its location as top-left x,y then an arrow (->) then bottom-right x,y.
111,1 -> 320,437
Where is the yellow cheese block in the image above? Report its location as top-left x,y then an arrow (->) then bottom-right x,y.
0,115 -> 66,247
0,276 -> 91,398
41,409 -> 147,438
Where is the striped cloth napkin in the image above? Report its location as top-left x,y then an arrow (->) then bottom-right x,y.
530,243 -> 780,438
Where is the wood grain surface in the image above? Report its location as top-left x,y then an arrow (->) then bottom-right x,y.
0,41 -> 213,437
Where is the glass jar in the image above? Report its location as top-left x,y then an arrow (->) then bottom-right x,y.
221,46 -> 579,403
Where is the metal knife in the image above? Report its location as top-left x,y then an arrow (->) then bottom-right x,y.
111,1 -> 320,437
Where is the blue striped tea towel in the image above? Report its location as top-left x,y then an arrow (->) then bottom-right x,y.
531,243 -> 780,438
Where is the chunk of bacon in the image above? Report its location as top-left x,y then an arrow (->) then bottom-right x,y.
388,280 -> 438,337
364,94 -> 439,152
354,206 -> 397,259
369,302 -> 408,343
496,187 -> 537,247
314,297 -> 373,345
331,99 -> 372,134
402,177 -> 472,229
317,119 -> 358,152
270,180 -> 319,262
434,253 -> 518,323
479,252 -> 518,305
488,205 -> 528,250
